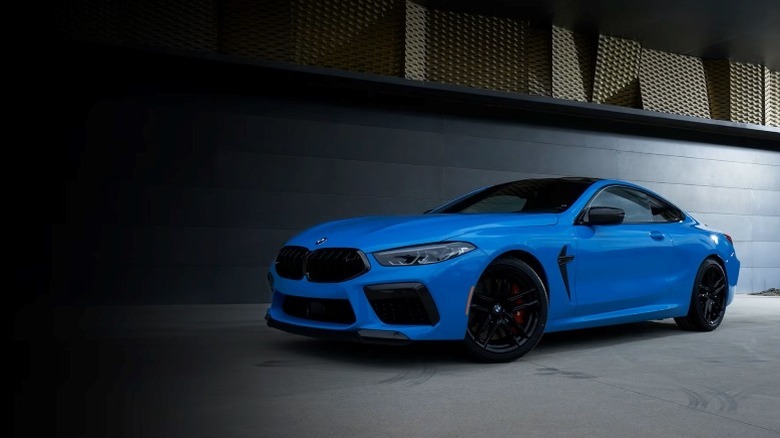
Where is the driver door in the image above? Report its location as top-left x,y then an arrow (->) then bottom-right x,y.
572,186 -> 675,315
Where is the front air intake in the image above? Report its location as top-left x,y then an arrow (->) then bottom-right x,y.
364,283 -> 440,326
281,294 -> 356,324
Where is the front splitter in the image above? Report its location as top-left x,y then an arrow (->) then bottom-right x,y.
265,313 -> 412,345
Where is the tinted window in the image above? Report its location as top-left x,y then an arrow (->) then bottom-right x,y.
586,186 -> 683,224
648,195 -> 684,222
433,178 -> 596,214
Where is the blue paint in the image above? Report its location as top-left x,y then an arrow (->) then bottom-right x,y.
266,178 -> 739,341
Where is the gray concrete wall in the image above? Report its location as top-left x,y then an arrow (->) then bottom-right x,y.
55,94 -> 779,304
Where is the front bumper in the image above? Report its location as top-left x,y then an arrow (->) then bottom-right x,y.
265,313 -> 412,344
265,249 -> 486,342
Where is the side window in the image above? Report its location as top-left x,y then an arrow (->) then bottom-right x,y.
648,195 -> 684,223
589,187 -> 652,223
588,186 -> 683,224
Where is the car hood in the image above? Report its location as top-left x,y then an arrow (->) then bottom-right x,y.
285,213 -> 559,253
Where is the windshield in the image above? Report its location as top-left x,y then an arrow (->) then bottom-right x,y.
432,178 -> 597,214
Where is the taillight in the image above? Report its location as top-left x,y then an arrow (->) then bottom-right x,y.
724,234 -> 733,244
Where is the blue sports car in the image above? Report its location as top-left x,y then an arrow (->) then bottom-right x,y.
265,177 -> 739,362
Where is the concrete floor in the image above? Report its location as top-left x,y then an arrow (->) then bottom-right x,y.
16,295 -> 780,437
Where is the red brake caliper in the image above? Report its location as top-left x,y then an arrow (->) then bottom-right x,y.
512,283 -> 526,326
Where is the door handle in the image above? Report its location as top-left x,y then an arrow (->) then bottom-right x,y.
649,231 -> 665,241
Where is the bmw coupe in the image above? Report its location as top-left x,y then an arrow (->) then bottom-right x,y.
265,177 -> 739,362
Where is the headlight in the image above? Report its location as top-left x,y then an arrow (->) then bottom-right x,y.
373,242 -> 476,267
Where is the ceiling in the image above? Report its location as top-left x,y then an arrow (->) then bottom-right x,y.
429,0 -> 780,70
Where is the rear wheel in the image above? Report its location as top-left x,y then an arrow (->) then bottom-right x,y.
464,258 -> 548,362
675,259 -> 727,331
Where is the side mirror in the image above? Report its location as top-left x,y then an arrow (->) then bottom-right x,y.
583,206 -> 625,225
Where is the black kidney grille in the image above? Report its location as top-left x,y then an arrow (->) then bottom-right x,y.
275,246 -> 308,280
274,246 -> 369,282
305,248 -> 369,282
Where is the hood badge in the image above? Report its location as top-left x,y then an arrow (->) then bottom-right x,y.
315,237 -> 327,246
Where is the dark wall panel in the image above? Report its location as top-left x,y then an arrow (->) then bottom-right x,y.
213,152 -> 445,197
442,136 -> 619,177
54,91 -> 780,304
193,114 -> 448,164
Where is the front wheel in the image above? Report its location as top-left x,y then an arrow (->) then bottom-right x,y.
464,258 -> 548,362
675,259 -> 727,331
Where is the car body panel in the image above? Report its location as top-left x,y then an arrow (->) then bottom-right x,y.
265,178 -> 739,342
572,222 -> 676,316
287,213 -> 560,254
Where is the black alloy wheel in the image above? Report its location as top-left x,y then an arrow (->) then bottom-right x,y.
464,258 -> 548,362
675,259 -> 728,331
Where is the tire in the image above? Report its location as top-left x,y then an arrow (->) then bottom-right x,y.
464,258 -> 548,362
675,259 -> 727,331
